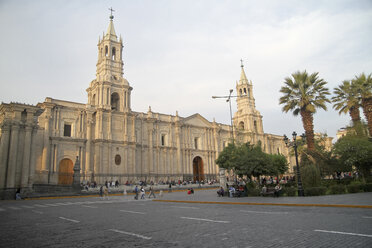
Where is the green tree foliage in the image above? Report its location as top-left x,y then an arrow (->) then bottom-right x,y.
332,80 -> 362,134
353,73 -> 372,136
333,135 -> 372,181
215,142 -> 288,179
279,70 -> 330,150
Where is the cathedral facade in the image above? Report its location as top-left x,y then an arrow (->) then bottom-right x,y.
0,15 -> 288,194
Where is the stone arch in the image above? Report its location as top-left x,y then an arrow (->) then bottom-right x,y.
238,121 -> 244,130
112,47 -> 116,60
111,92 -> 120,111
192,156 -> 204,182
58,158 -> 74,185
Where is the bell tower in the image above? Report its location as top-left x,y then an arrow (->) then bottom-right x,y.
233,60 -> 264,134
87,10 -> 132,112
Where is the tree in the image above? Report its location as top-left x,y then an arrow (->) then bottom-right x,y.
216,142 -> 288,181
353,73 -> 372,136
333,134 -> 372,182
332,80 -> 363,135
279,71 -> 330,150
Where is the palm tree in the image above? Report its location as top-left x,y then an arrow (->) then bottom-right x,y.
332,80 -> 362,134
353,73 -> 372,136
279,71 -> 330,151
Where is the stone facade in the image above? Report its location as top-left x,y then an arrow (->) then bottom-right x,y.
0,15 -> 289,193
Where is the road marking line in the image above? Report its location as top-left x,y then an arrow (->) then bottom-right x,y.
21,205 -> 34,209
362,216 -> 372,219
59,217 -> 80,223
181,217 -> 230,223
171,206 -> 199,209
32,210 -> 43,214
8,207 -> 21,210
81,205 -> 98,209
44,204 -> 59,207
120,210 -> 146,215
314,229 -> 372,238
34,204 -> 47,208
240,210 -> 288,214
109,229 -> 152,240
54,203 -> 69,206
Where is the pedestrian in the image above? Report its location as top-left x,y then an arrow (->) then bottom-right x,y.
99,185 -> 103,199
140,187 -> 145,199
15,188 -> 22,200
104,186 -> 109,200
134,185 -> 139,200
148,186 -> 156,198
159,190 -> 163,198
168,183 -> 172,193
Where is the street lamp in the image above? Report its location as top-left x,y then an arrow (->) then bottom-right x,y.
212,89 -> 235,143
283,131 -> 305,197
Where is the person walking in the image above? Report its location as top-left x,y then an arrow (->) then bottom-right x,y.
140,187 -> 145,199
148,186 -> 156,198
134,185 -> 139,200
99,185 -> 104,199
104,186 -> 109,200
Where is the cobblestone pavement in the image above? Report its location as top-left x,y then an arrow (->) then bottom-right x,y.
0,190 -> 371,247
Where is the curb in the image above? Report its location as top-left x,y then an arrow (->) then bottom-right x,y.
152,199 -> 372,209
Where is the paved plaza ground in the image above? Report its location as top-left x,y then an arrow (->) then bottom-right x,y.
0,189 -> 371,247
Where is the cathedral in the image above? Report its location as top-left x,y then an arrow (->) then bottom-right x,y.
0,14 -> 288,195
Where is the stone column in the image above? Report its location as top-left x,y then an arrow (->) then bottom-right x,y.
0,123 -> 11,188
6,124 -> 20,188
41,112 -> 51,172
21,125 -> 33,187
85,113 -> 93,176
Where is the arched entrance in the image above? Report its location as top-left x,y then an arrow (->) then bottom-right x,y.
58,158 -> 73,185
193,156 -> 204,182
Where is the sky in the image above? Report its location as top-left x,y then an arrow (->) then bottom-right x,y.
0,0 -> 371,140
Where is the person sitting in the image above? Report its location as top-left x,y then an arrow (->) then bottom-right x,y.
261,185 -> 267,195
217,187 -> 224,197
274,184 -> 282,197
229,186 -> 235,197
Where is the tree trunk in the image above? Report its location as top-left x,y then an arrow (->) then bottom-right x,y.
349,106 -> 362,135
300,110 -> 315,151
361,97 -> 372,136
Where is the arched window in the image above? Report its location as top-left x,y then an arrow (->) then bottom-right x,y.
111,92 -> 120,111
244,88 -> 247,95
239,121 -> 244,130
92,94 -> 96,106
112,47 -> 116,60
105,46 -> 108,56
254,120 -> 257,132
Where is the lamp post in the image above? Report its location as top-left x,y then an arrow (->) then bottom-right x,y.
212,89 -> 235,143
283,131 -> 305,197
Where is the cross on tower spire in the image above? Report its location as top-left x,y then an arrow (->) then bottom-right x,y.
109,7 -> 115,20
240,59 -> 244,68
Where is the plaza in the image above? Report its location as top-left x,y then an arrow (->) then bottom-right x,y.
1,189 -> 371,247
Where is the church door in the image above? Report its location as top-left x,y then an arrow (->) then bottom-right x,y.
58,159 -> 73,185
193,156 -> 204,182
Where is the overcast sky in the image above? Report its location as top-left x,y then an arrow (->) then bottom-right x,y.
0,0 -> 371,140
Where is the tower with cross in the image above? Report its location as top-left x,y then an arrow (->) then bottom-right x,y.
234,60 -> 264,137
87,9 -> 132,114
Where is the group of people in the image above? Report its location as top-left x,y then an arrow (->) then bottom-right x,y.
133,186 -> 157,200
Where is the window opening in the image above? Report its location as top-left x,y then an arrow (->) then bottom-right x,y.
111,92 -> 120,111
112,47 -> 116,60
64,124 -> 72,137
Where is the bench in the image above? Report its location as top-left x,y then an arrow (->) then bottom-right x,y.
261,188 -> 275,196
